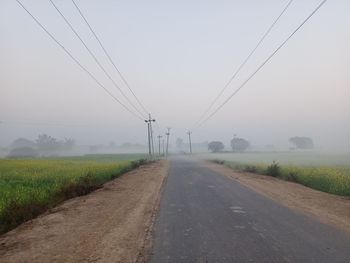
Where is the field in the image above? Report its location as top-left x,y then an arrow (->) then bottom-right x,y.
0,154 -> 148,234
200,152 -> 350,197
199,151 -> 350,167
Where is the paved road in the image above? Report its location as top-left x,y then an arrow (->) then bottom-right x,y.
149,157 -> 350,263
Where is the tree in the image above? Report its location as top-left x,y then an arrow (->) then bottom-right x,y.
231,137 -> 250,152
208,141 -> 224,153
289,136 -> 314,150
61,138 -> 75,152
10,138 -> 36,150
36,134 -> 60,155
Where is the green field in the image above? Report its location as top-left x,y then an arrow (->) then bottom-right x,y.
202,152 -> 350,197
199,152 -> 350,167
0,154 -> 148,234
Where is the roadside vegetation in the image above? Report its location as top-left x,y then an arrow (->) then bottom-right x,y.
0,154 -> 148,234
212,159 -> 350,197
201,152 -> 350,167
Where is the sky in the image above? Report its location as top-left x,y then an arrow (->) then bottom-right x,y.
1,0 -> 349,151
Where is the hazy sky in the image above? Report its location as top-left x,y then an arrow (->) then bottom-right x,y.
1,0 -> 349,150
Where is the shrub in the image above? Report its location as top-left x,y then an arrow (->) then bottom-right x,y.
244,165 -> 257,173
286,171 -> 298,182
266,161 -> 281,177
212,159 -> 225,165
0,198 -> 47,234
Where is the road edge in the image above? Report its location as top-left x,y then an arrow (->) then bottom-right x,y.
136,160 -> 170,263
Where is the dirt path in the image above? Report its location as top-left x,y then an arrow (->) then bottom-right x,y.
0,160 -> 168,263
205,161 -> 350,235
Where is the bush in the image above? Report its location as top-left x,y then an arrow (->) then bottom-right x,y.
266,161 -> 281,177
212,159 -> 225,165
286,171 -> 298,182
0,198 -> 47,234
244,165 -> 257,173
131,158 -> 149,169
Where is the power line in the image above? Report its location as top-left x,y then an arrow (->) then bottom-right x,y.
15,0 -> 143,121
48,0 -> 146,119
71,0 -> 149,115
198,0 -> 328,127
196,0 -> 294,126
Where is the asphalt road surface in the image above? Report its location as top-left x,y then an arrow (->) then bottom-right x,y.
149,157 -> 350,263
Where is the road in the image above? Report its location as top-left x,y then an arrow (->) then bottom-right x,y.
150,157 -> 350,263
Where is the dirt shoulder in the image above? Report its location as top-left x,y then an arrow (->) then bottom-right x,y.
0,160 -> 168,263
204,161 -> 350,235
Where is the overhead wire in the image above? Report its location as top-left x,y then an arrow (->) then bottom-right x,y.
15,0 -> 143,121
197,0 -> 328,127
48,0 -> 146,119
71,0 -> 149,115
196,0 -> 295,126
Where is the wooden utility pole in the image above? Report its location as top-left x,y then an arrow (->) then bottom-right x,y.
187,131 -> 192,155
165,127 -> 171,158
150,127 -> 155,155
144,120 -> 151,156
145,114 -> 156,157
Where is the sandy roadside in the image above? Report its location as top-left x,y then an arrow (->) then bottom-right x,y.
0,160 -> 168,263
204,161 -> 350,235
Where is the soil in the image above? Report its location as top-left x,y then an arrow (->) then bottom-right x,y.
0,160 -> 168,263
205,161 -> 350,235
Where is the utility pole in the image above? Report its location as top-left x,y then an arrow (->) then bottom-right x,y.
145,114 -> 156,157
162,138 -> 165,156
165,127 -> 171,159
150,127 -> 155,155
157,135 -> 162,156
144,120 -> 151,156
187,131 -> 192,155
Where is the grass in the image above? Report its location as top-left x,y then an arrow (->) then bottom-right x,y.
0,154 -> 149,234
212,159 -> 350,197
200,151 -> 350,167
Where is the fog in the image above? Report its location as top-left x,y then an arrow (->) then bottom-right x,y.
1,0 -> 350,155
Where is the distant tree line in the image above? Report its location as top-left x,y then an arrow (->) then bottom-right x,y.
289,136 -> 314,150
7,134 -> 75,158
208,136 -> 250,153
207,135 -> 314,153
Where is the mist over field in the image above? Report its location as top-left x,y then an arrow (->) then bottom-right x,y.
1,0 -> 349,154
